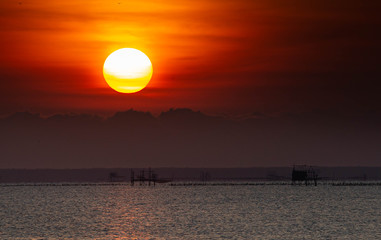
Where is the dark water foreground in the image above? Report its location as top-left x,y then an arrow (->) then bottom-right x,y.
1,183 -> 380,239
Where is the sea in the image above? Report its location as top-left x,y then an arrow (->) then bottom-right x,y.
1,182 -> 380,239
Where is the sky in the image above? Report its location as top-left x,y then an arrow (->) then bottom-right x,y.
0,0 -> 381,168
0,0 -> 380,117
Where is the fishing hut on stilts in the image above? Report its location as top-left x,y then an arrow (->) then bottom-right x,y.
130,168 -> 157,186
292,165 -> 319,186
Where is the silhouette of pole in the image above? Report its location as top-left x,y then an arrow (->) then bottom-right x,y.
130,169 -> 135,186
148,167 -> 151,186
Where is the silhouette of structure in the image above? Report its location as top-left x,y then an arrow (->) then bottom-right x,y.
200,171 -> 211,184
292,165 -> 319,186
130,168 -> 172,186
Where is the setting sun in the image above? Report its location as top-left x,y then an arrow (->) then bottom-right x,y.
103,48 -> 153,93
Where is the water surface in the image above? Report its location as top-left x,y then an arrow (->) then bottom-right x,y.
1,183 -> 380,239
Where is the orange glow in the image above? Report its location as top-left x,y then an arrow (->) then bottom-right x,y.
103,48 -> 153,93
1,0 -> 374,115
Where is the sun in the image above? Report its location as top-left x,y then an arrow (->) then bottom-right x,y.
103,48 -> 153,93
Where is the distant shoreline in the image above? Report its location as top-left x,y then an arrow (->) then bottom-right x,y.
1,167 -> 381,183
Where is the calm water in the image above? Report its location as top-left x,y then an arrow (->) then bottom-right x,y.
1,183 -> 380,239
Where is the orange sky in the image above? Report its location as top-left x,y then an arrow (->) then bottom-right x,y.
0,0 -> 380,116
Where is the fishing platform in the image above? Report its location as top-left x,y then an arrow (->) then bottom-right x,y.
292,165 -> 319,186
129,168 -> 172,186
